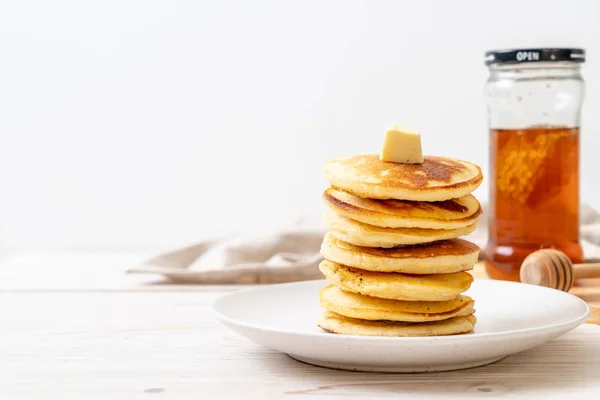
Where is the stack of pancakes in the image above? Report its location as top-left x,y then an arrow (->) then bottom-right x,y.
317,155 -> 484,337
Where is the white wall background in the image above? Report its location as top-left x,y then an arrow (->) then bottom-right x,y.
1,0 -> 599,254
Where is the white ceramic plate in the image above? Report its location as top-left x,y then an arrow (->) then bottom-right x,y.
212,279 -> 589,372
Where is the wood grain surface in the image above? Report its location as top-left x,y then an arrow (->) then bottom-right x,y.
1,290 -> 600,399
1,254 -> 600,399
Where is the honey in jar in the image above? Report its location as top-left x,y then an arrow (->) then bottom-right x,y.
483,48 -> 586,281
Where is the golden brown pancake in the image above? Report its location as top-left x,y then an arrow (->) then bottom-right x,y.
319,260 -> 474,301
324,209 -> 476,248
320,233 -> 479,274
318,311 -> 477,337
319,285 -> 475,322
323,155 -> 483,201
323,187 -> 482,229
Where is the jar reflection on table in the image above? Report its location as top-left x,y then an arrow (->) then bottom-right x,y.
483,49 -> 585,282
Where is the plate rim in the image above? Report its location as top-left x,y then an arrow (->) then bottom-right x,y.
212,278 -> 590,343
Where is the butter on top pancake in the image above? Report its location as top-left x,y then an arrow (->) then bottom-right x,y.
324,209 -> 476,248
323,187 -> 482,229
319,285 -> 475,322
319,260 -> 474,301
323,155 -> 483,201
320,233 -> 479,274
318,311 -> 477,337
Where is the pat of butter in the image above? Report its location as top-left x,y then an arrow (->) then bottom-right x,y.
379,126 -> 424,164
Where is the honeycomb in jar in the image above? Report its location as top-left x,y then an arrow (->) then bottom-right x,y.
495,127 -> 576,207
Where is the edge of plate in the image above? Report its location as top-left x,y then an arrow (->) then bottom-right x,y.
211,279 -> 591,343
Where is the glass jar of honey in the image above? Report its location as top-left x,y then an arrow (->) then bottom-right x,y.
483,48 -> 586,282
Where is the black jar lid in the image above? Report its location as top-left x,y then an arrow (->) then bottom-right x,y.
485,48 -> 585,65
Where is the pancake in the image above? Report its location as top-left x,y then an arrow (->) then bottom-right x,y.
323,155 -> 483,201
319,260 -> 474,301
324,209 -> 476,248
323,187 -> 482,229
320,233 -> 479,274
319,285 -> 475,322
318,311 -> 477,337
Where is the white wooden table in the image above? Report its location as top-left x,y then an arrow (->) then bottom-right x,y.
1,253 -> 600,399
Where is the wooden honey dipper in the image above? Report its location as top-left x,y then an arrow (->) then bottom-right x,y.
519,249 -> 600,291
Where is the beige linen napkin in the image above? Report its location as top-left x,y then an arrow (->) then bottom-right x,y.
127,205 -> 600,283
127,227 -> 327,283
